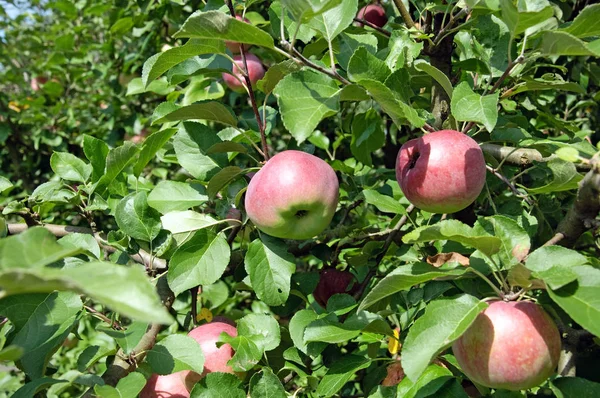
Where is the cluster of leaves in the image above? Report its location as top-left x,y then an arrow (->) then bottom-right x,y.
1,0 -> 600,397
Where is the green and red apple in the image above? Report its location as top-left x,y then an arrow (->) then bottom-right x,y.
222,53 -> 265,93
140,372 -> 189,398
226,15 -> 252,54
313,269 -> 357,308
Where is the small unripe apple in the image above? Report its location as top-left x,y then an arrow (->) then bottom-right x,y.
244,150 -> 339,240
226,15 -> 252,54
395,130 -> 486,213
140,372 -> 189,398
357,4 -> 387,28
222,53 -> 265,93
313,269 -> 357,308
452,300 -> 561,391
182,321 -> 238,390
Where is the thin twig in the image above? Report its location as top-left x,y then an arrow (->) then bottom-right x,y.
353,17 -> 391,37
433,8 -> 468,46
84,305 -> 124,330
392,0 -> 415,29
486,165 -> 534,206
279,40 -> 351,85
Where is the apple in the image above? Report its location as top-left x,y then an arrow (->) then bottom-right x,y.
30,76 -> 48,91
222,53 -> 265,93
313,269 -> 357,308
181,321 -> 238,390
140,372 -> 189,398
395,129 -> 486,213
357,4 -> 387,28
452,300 -> 561,391
244,150 -> 339,240
226,15 -> 252,54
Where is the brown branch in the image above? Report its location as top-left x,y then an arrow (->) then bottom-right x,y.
433,8 -> 469,46
353,17 -> 391,37
278,41 -> 351,85
481,143 -> 591,170
392,0 -> 415,29
84,305 -> 124,331
486,165 -> 534,206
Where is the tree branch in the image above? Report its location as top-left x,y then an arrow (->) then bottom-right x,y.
481,143 -> 591,170
486,165 -> 534,206
392,0 -> 415,29
353,17 -> 391,37
432,8 -> 468,46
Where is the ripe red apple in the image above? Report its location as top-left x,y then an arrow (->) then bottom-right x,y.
395,129 -> 486,213
357,4 -> 388,28
244,150 -> 339,240
30,76 -> 48,91
452,300 -> 561,391
313,269 -> 357,308
222,53 -> 265,93
140,372 -> 189,398
181,321 -> 238,390
226,15 -> 252,54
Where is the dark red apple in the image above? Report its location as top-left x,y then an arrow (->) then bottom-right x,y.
313,269 -> 356,308
222,53 -> 265,93
395,129 -> 486,213
452,300 -> 561,391
140,372 -> 189,398
30,76 -> 48,91
226,15 -> 252,54
357,4 -> 388,28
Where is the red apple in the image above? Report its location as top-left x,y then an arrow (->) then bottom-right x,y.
182,321 -> 238,390
244,150 -> 339,240
140,372 -> 189,398
452,300 -> 561,391
395,129 -> 486,213
226,15 -> 252,54
313,269 -> 357,308
222,53 -> 265,93
357,4 -> 387,28
30,76 -> 48,91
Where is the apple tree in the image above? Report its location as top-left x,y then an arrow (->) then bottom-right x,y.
1,0 -> 600,397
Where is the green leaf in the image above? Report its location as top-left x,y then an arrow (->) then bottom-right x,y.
350,109 -> 385,166
0,262 -> 173,325
103,321 -> 149,355
244,236 -> 296,306
397,363 -> 453,398
289,309 -> 318,354
281,0 -> 343,22
562,4 -> 600,38
402,294 -> 488,382
0,227 -> 82,269
152,101 -> 238,127
551,377 -> 600,398
160,211 -> 222,235
82,134 -> 110,183
8,291 -> 80,379
273,70 -> 340,144
256,60 -> 303,95
316,354 -> 370,396
94,142 -> 140,195
0,176 -> 14,195
0,345 -> 23,361
175,11 -> 274,48
110,17 -> 134,35
148,181 -> 208,214
362,189 -> 405,214
127,78 -> 173,96
133,128 -> 177,177
147,334 -> 205,375
304,317 -> 360,344
555,147 -> 580,163
0,293 -> 50,330
348,46 -> 391,84
58,232 -> 101,259
547,265 -> 600,337
359,78 -> 424,128
249,368 -> 287,398
12,378 -> 67,398
414,60 -> 453,98
338,32 -> 378,71
403,220 -> 502,257
220,334 -> 262,372
526,158 -> 583,194
173,122 -> 228,181
505,77 -> 586,97
95,372 -> 146,398
190,372 -> 246,398
207,166 -> 246,199
142,39 -> 225,87
358,263 -> 469,311
451,81 -> 499,132
50,152 -> 92,183
500,0 -> 553,37
167,230 -> 230,296
525,246 -> 587,290
385,30 -> 423,70
238,314 -> 281,352
475,216 -> 530,269
115,192 -> 162,242
306,0 -> 357,42
541,31 -> 600,57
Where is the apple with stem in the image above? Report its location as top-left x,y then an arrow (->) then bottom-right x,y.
244,150 -> 339,240
313,269 -> 357,308
226,15 -> 252,54
395,129 -> 486,213
140,372 -> 190,398
222,53 -> 265,93
357,4 -> 387,28
452,300 -> 561,391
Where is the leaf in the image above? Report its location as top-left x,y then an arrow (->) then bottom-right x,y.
115,192 -> 162,242
173,122 -> 228,181
237,313 -> 281,352
525,246 -> 587,290
160,211 -> 221,235
95,372 -> 146,398
499,0 -> 554,37
256,60 -> 303,95
362,189 -> 405,214
451,82 -> 499,132
133,128 -> 177,177
58,232 -> 102,259
220,334 -> 262,372
351,109 -> 385,166
147,334 -> 205,375
147,181 -> 208,214
562,4 -> 600,38
82,134 -> 110,183
244,236 -> 296,306
307,0 -> 357,42
281,0 -> 343,22
547,265 -> 600,337
7,291 -> 80,380
541,31 -> 600,57
551,377 -> 600,398
50,152 -> 92,183
0,262 -> 173,324
427,253 -> 470,268
94,142 -> 140,195
359,78 -> 424,128
385,30 -> 423,70
506,77 -> 586,97
526,158 -> 583,194
12,378 -> 67,398
396,363 -> 453,398
304,317 -> 360,344
273,70 -> 340,144
316,354 -> 370,396
190,372 -> 246,398
338,32 -> 378,71
402,294 -> 488,382
207,166 -> 245,199
167,230 -> 230,296
289,310 -> 318,354
127,78 -> 173,96
102,321 -> 149,355
348,46 -> 391,84
175,11 -> 274,48
358,263 -> 469,311
249,368 -> 287,398
152,101 -> 238,127
475,215 -> 531,269
403,220 -> 502,257
0,176 -> 13,195
414,60 -> 453,98
142,39 -> 225,87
